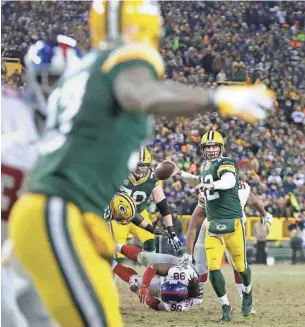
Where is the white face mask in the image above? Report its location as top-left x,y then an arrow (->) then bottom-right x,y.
204,144 -> 221,161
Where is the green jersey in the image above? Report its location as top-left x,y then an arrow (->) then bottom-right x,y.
200,157 -> 242,220
120,169 -> 160,213
28,43 -> 165,216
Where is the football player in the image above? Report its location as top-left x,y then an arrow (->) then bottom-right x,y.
180,180 -> 273,312
112,244 -> 203,312
110,146 -> 182,260
165,131 -> 262,323
1,84 -> 56,327
9,2 -> 274,327
107,191 -> 168,239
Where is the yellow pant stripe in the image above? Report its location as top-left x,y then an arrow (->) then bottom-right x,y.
46,196 -> 107,327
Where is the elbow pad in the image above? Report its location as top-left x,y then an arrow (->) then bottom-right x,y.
156,198 -> 170,217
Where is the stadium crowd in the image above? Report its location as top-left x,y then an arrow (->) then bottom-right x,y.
2,1 -> 305,218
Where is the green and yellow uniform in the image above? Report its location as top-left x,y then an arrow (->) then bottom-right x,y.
111,168 -> 161,258
200,157 -> 246,272
10,43 -> 165,327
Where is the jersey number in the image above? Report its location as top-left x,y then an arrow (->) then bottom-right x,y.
1,164 -> 24,221
170,304 -> 182,311
173,272 -> 186,280
203,174 -> 220,201
120,186 -> 147,205
39,71 -> 90,154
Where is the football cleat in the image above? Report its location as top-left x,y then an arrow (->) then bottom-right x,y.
241,291 -> 253,317
221,305 -> 233,323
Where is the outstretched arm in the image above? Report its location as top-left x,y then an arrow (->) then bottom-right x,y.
152,184 -> 182,252
114,66 -> 274,123
131,213 -> 169,237
185,205 -> 205,256
247,192 -> 266,217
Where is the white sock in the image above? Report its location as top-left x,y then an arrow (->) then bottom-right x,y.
236,283 -> 243,298
116,244 -> 123,253
243,284 -> 252,294
218,294 -> 229,306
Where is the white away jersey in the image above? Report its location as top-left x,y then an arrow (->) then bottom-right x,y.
238,181 -> 251,222
1,86 -> 38,221
161,264 -> 198,312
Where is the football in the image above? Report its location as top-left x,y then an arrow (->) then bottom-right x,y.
155,161 -> 175,180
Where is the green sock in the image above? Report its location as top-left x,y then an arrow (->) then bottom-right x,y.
239,266 -> 251,287
209,270 -> 226,297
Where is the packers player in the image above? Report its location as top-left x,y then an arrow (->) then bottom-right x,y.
110,146 -> 182,260
166,131 -> 254,323
9,1 -> 274,327
108,191 -> 167,239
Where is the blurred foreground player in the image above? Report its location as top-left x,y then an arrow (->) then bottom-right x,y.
1,85 -> 56,327
10,1 -> 274,327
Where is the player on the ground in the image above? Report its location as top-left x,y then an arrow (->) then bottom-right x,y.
9,1 -> 274,327
1,85 -> 57,327
112,244 -> 203,312
109,146 -> 182,260
166,131 -> 256,322
107,191 -> 168,238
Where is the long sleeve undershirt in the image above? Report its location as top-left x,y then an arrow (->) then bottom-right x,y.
180,171 -> 201,187
213,172 -> 236,190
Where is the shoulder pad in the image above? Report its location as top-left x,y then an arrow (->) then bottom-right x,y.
101,43 -> 165,79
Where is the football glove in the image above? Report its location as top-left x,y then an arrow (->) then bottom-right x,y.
178,252 -> 193,267
213,85 -> 275,124
168,232 -> 183,252
262,211 -> 273,226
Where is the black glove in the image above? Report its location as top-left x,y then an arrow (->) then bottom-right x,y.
168,232 -> 183,252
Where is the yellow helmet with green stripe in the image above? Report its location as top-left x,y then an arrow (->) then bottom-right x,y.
200,131 -> 225,161
110,192 -> 136,225
89,0 -> 162,50
133,146 -> 151,179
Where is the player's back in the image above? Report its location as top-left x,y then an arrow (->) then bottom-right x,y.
28,43 -> 164,216
1,86 -> 38,236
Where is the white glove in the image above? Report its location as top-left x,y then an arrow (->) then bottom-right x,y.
213,85 -> 275,124
178,253 -> 193,267
262,211 -> 273,226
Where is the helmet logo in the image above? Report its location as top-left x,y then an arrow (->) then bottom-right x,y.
119,204 -> 127,215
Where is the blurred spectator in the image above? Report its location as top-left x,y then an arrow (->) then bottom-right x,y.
1,0 -> 305,216
288,217 -> 305,264
252,218 -> 269,264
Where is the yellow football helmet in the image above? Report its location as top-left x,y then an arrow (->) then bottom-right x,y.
200,131 -> 225,161
89,0 -> 162,49
110,192 -> 136,225
133,146 -> 151,179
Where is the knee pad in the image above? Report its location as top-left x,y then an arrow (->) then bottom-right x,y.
143,239 -> 155,252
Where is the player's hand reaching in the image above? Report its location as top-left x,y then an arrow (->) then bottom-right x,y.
262,211 -> 273,226
178,252 -> 193,267
162,158 -> 181,176
213,84 -> 275,124
195,183 -> 214,193
168,231 -> 183,252
139,285 -> 150,304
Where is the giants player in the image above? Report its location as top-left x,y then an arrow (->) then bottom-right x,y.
112,244 -> 203,311
1,85 -> 56,327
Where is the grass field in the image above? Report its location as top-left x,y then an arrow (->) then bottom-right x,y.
118,264 -> 305,327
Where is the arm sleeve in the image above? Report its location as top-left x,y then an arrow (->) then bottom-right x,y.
180,171 -> 201,187
216,158 -> 237,178
212,172 -> 236,190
